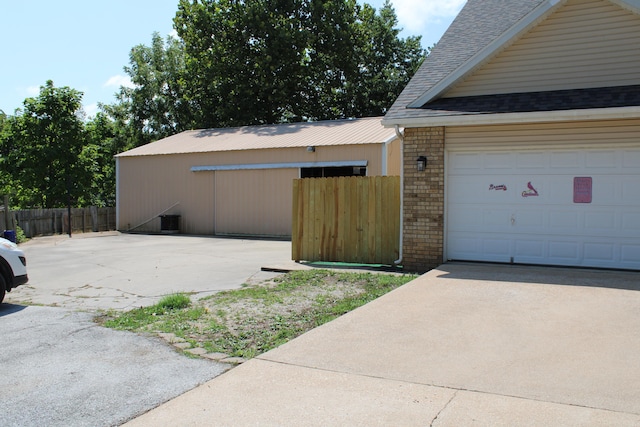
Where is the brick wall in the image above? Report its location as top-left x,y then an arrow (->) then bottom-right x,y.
402,127 -> 445,272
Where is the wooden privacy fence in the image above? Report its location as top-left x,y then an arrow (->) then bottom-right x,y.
292,176 -> 400,265
6,207 -> 117,238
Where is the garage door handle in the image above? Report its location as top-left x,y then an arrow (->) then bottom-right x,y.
511,215 -> 515,225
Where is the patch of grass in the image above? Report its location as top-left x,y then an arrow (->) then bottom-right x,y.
98,269 -> 417,359
157,293 -> 191,310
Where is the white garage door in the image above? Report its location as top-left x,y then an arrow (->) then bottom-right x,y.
447,148 -> 640,270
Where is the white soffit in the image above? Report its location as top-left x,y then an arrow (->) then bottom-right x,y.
191,160 -> 368,172
392,106 -> 640,128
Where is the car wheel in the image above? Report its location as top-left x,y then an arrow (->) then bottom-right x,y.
0,274 -> 5,304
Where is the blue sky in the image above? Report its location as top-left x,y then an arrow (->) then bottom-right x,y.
1,0 -> 465,118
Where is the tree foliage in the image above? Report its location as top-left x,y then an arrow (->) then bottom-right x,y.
1,82 -> 121,208
112,33 -> 194,147
173,0 -> 424,125
111,0 -> 425,145
3,81 -> 91,208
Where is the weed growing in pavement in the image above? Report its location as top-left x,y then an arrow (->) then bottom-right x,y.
98,269 -> 417,359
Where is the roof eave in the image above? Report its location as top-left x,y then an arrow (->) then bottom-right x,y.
381,106 -> 640,128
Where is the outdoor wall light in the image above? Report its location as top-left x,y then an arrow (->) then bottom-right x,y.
417,156 -> 427,171
307,146 -> 316,152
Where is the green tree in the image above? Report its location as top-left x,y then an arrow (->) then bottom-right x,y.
175,0 -> 311,126
113,32 -> 194,148
348,0 -> 424,117
106,0 -> 425,140
84,111 -> 129,206
171,0 -> 424,126
9,81 -> 94,208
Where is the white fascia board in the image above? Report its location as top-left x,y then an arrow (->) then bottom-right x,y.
191,160 -> 368,172
407,0 -> 567,109
382,134 -> 398,145
384,107 -> 640,128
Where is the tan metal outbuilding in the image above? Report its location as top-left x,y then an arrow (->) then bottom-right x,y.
115,117 -> 400,238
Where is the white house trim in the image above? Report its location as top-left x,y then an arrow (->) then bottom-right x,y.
382,106 -> 640,128
191,160 -> 368,172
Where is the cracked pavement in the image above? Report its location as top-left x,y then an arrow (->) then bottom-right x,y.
1,232 -> 292,426
6,232 -> 290,310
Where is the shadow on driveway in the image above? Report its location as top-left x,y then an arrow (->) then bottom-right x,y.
437,261 -> 640,291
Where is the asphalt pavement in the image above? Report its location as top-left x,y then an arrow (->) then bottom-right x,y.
1,232 -> 293,426
0,304 -> 228,427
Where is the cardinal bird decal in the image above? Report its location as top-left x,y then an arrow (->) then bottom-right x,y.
522,181 -> 539,197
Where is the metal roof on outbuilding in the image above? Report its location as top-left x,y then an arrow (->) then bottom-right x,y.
116,117 -> 394,157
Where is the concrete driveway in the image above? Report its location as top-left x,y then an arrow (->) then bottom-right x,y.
125,263 -> 640,426
6,232 -> 291,310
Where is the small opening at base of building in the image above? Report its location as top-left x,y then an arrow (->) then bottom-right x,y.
301,166 -> 366,178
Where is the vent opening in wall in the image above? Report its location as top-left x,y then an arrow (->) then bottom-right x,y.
301,166 -> 366,178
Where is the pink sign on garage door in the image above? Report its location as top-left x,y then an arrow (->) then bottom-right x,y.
573,177 -> 592,203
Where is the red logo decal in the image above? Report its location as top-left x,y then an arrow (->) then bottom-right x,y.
522,182 -> 539,197
489,184 -> 507,191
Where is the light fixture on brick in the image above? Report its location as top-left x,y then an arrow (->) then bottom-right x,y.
417,156 -> 427,171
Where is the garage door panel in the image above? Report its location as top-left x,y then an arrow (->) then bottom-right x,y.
622,150 -> 640,168
449,175 -> 512,201
448,234 -> 510,262
586,151 -> 618,168
621,245 -> 640,265
447,147 -> 640,270
515,239 -> 545,259
548,241 -> 580,261
515,209 -> 544,228
584,243 -> 615,263
622,212 -> 640,233
484,153 -> 514,170
516,152 -> 547,169
548,210 -> 580,231
621,178 -> 640,205
584,211 -> 616,233
550,151 -> 581,168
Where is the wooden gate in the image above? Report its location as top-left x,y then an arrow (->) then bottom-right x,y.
292,176 -> 400,264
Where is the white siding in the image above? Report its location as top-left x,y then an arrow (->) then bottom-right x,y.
446,0 -> 640,97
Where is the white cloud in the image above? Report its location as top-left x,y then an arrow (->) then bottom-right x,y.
103,75 -> 134,89
26,85 -> 40,96
84,103 -> 99,119
393,0 -> 466,34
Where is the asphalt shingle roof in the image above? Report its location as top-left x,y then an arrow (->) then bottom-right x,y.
384,0 -> 547,124
415,85 -> 640,116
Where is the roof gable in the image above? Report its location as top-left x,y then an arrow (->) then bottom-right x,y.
383,0 -> 640,125
408,0 -> 562,108
444,0 -> 640,98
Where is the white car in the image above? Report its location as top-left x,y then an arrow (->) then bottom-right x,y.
0,237 -> 28,303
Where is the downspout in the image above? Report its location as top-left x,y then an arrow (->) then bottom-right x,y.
394,125 -> 404,266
